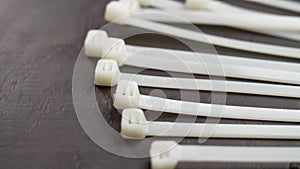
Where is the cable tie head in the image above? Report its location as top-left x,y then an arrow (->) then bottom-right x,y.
103,38 -> 128,66
114,80 -> 141,109
84,30 -> 108,57
105,0 -> 141,21
121,108 -> 148,139
150,141 -> 181,169
85,30 -> 128,65
95,59 -> 121,86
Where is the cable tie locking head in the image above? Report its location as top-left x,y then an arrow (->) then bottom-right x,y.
150,141 -> 181,169
121,108 -> 148,139
114,80 -> 141,109
84,30 -> 108,57
103,38 -> 128,66
185,0 -> 211,10
95,59 -> 121,86
105,0 -> 141,21
85,30 -> 128,65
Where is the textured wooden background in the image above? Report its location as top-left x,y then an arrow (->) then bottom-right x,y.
0,0 -> 300,168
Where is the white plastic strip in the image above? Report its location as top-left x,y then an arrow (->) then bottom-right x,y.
121,73 -> 300,98
139,11 -> 300,41
121,108 -> 300,139
191,0 -> 300,14
124,55 -> 300,85
139,0 -> 184,10
148,0 -> 300,41
204,0 -> 252,12
200,0 -> 300,41
114,81 -> 300,122
137,0 -> 239,12
150,141 -> 300,169
126,45 -> 300,72
243,0 -> 300,13
95,60 -> 300,98
138,9 -> 300,31
106,12 -> 300,59
254,30 -> 300,42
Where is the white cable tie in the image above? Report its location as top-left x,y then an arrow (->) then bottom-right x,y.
186,0 -> 300,13
95,59 -> 300,98
138,9 -> 300,32
184,0 -> 300,41
126,44 -> 300,72
138,0 -> 184,10
115,81 -> 300,122
125,56 -> 300,85
123,17 -> 300,59
243,0 -> 300,13
150,141 -> 300,169
192,0 -> 251,12
121,108 -> 300,139
257,30 -> 300,42
104,1 -> 300,59
84,30 -> 300,73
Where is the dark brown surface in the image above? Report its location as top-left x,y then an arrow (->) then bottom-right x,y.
1,0 -> 300,169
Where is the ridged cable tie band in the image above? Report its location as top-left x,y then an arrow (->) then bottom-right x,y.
95,59 -> 300,98
121,108 -> 300,139
150,141 -> 300,169
114,81 -> 300,122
